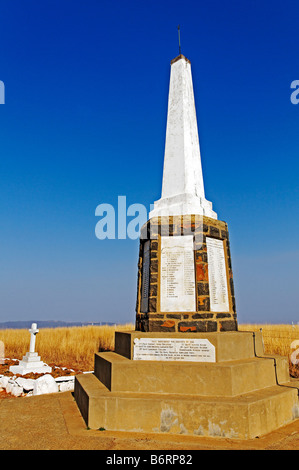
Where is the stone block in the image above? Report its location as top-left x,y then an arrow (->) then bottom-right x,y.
114,331 -> 264,362
75,330 -> 298,439
75,373 -> 299,439
93,351 -> 290,397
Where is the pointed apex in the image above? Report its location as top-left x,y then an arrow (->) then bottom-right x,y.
149,54 -> 217,220
170,54 -> 191,65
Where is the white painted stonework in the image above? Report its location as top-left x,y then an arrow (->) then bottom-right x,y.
33,374 -> 59,396
9,352 -> 52,375
9,323 -> 52,375
0,370 -> 77,397
150,55 -> 217,220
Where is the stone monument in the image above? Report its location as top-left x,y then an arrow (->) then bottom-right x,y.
135,54 -> 236,334
75,54 -> 299,439
9,323 -> 52,375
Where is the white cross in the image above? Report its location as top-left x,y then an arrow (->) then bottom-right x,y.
29,323 -> 39,354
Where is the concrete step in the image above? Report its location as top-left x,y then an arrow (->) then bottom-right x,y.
115,330 -> 265,362
94,351 -> 290,397
74,373 -> 299,439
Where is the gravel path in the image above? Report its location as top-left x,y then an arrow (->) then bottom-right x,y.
0,391 -> 298,450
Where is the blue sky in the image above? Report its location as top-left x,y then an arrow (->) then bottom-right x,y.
0,0 -> 298,324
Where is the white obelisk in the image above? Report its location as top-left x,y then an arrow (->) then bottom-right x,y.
149,55 -> 217,220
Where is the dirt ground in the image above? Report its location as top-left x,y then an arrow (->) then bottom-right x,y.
0,391 -> 298,451
0,358 -> 83,380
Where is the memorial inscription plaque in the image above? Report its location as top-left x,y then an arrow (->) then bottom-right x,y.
206,237 -> 230,312
160,236 -> 196,312
133,337 -> 216,362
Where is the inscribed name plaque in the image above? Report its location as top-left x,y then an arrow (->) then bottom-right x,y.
133,338 -> 215,362
160,236 -> 196,312
206,237 -> 229,312
140,240 -> 150,313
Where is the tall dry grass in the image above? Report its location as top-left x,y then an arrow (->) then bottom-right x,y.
1,323 -> 298,374
0,323 -> 134,371
238,323 -> 299,356
239,323 -> 299,377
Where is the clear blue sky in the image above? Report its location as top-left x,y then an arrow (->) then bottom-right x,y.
0,0 -> 298,324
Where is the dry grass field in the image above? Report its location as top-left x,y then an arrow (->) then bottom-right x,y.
0,323 -> 134,371
0,323 -> 298,376
238,323 -> 299,378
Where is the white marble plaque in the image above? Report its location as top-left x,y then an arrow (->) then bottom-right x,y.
133,337 -> 215,362
206,237 -> 230,312
160,236 -> 196,312
141,241 -> 150,313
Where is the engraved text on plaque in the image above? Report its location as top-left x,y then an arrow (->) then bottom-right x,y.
160,236 -> 196,312
206,237 -> 229,312
133,337 -> 216,362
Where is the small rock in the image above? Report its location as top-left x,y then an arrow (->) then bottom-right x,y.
11,385 -> 24,397
59,381 -> 74,392
33,374 -> 59,396
6,380 -> 16,394
15,377 -> 35,392
0,376 -> 9,388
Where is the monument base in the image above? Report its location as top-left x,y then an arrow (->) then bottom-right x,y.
74,331 -> 299,439
9,352 -> 52,375
136,215 -> 237,334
